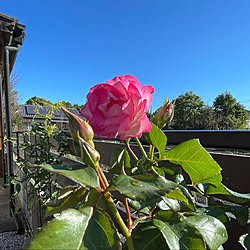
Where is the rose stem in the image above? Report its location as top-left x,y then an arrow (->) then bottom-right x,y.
134,137 -> 148,159
149,145 -> 155,160
125,140 -> 138,161
104,192 -> 134,250
97,163 -> 109,188
94,164 -> 107,190
124,197 -> 132,229
97,163 -> 134,250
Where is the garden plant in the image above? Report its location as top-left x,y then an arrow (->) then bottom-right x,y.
15,106 -> 68,205
27,75 -> 249,249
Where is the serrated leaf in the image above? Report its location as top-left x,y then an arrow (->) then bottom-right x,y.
108,174 -> 193,207
81,208 -> 121,250
131,220 -> 168,250
153,211 -> 206,249
30,163 -> 100,188
29,208 -> 93,250
109,148 -> 131,175
185,215 -> 228,249
163,139 -> 222,186
144,122 -> 167,159
46,187 -> 86,217
206,182 -> 250,204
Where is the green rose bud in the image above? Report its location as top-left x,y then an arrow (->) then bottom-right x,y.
151,98 -> 174,129
78,136 -> 100,168
62,107 -> 94,148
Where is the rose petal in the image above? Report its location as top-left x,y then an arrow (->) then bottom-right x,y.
119,115 -> 152,140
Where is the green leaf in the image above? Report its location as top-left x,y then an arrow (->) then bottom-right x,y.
158,197 -> 182,212
144,122 -> 167,159
15,183 -> 21,193
160,165 -> 179,176
153,211 -> 206,249
206,182 -> 250,204
239,233 -> 250,250
108,174 -> 193,206
128,198 -> 160,215
163,139 -> 222,186
109,148 -> 131,175
81,208 -> 121,249
194,207 -> 231,228
131,220 -> 168,250
208,198 -> 249,226
30,163 -> 100,188
165,189 -> 189,206
46,187 -> 86,217
185,215 -> 228,249
29,208 -> 93,250
80,189 -> 106,210
239,224 -> 250,250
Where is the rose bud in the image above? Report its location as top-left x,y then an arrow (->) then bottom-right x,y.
62,107 -> 94,148
78,136 -> 100,168
151,99 -> 174,129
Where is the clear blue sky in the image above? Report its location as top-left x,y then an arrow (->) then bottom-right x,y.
2,0 -> 250,111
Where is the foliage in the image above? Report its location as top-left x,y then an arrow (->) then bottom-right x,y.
25,96 -> 83,112
167,91 -> 248,130
27,109 -> 250,250
197,105 -> 215,130
213,92 -> 248,130
169,91 -> 205,130
16,106 -> 68,205
26,96 -> 53,106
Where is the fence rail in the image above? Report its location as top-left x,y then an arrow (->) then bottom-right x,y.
162,130 -> 250,150
11,130 -> 250,249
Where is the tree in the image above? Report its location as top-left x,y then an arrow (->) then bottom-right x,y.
9,74 -> 23,130
213,92 -> 248,130
170,91 -> 205,130
26,96 -> 53,106
25,97 -> 83,112
197,105 -> 216,130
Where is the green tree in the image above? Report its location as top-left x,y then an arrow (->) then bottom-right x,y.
25,97 -> 83,112
26,96 -> 53,106
197,105 -> 216,130
170,91 -> 205,130
213,92 -> 248,130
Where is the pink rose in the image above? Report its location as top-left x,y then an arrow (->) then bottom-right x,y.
81,75 -> 154,140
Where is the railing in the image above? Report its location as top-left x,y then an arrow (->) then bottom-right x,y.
13,130 -> 250,194
11,130 -> 250,244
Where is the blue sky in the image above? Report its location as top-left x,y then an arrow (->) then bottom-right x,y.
2,0 -> 250,111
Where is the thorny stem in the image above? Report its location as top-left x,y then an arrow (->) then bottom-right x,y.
96,163 -> 134,250
97,163 -> 109,189
94,164 -> 107,190
124,197 -> 132,229
104,192 -> 134,250
99,175 -> 106,190
134,137 -> 148,159
125,140 -> 138,161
